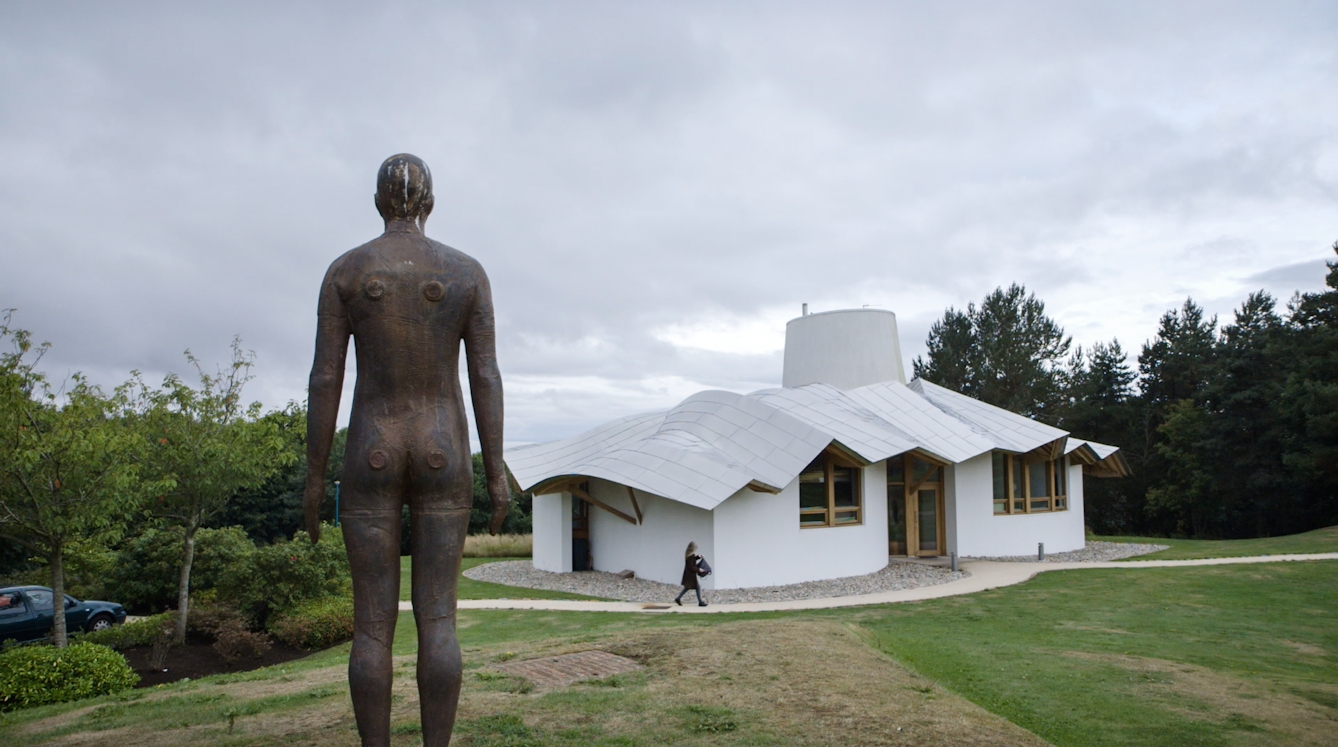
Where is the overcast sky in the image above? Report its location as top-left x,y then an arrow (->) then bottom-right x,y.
2,2 -> 1335,447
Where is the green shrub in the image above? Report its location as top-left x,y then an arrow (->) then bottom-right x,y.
0,643 -> 138,711
75,612 -> 173,650
267,595 -> 354,650
106,526 -> 255,614
216,524 -> 349,627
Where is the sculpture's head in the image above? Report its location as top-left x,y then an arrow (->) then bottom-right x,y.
375,153 -> 434,227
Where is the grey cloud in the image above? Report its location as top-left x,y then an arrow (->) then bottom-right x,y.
2,1 -> 1336,447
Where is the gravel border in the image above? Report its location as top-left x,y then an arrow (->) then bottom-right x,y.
464,559 -> 969,604
966,540 -> 1169,563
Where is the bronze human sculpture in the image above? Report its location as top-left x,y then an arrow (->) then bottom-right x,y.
304,153 -> 508,747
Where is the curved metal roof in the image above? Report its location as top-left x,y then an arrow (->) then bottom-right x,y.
506,378 -> 1119,509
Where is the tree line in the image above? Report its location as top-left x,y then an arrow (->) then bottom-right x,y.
0,319 -> 530,647
915,242 -> 1338,539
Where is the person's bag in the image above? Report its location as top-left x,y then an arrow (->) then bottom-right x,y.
696,557 -> 712,577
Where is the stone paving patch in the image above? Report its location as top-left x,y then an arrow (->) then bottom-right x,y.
496,650 -> 643,689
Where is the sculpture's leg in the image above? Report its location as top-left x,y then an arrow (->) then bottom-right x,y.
411,505 -> 469,747
343,507 -> 403,747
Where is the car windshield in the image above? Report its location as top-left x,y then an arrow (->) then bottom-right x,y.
25,589 -> 54,611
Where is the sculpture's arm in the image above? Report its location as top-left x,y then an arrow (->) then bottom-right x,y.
304,266 -> 351,543
464,268 -> 509,535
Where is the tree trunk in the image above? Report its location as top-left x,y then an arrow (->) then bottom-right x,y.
50,544 -> 67,648
174,521 -> 198,645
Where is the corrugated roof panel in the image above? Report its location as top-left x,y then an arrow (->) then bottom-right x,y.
909,379 -> 1067,453
506,375 -> 1100,511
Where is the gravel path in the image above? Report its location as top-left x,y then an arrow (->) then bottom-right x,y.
967,540 -> 1169,563
464,559 -> 969,604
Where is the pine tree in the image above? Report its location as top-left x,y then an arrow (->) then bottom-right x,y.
913,284 -> 1071,420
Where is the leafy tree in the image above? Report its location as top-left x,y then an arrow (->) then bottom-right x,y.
1144,399 -> 1216,536
468,453 -> 532,535
1130,299 -> 1218,535
1279,241 -> 1338,529
1200,292 -> 1290,537
1058,340 -> 1140,533
105,526 -> 254,614
913,284 -> 1072,420
1137,299 -> 1217,416
137,339 -> 293,643
0,316 -> 161,646
210,408 -> 346,544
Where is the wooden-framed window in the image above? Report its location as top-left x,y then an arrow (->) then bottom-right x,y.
991,452 -> 1068,514
799,452 -> 862,528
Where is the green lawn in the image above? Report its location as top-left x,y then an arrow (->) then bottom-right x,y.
848,560 -> 1338,746
1097,525 -> 1338,560
5,560 -> 1336,746
399,556 -> 604,602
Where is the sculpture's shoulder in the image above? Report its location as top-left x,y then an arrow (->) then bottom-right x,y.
321,242 -> 372,287
423,237 -> 488,282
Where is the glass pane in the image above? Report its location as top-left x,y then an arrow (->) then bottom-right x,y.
1054,458 -> 1066,496
1012,456 -> 1024,503
889,494 -> 906,546
0,591 -> 25,616
832,466 -> 858,508
1054,496 -> 1067,510
1014,498 -> 1025,512
834,510 -> 860,524
800,510 -> 828,526
918,489 -> 938,552
994,499 -> 1008,514
888,457 -> 904,484
1029,461 -> 1048,498
912,459 -> 935,482
799,461 -> 826,509
992,452 -> 1006,503
1031,498 -> 1050,511
26,589 -> 53,611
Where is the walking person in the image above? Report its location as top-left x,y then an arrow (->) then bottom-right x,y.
674,541 -> 710,607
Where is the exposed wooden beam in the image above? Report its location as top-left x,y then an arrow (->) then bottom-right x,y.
569,485 -> 638,525
625,486 -> 644,524
746,480 -> 782,494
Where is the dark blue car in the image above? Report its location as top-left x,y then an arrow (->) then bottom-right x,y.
0,586 -> 128,644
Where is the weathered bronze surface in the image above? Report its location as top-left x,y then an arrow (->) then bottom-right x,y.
305,153 -> 508,747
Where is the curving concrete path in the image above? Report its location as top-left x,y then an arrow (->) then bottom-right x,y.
398,553 -> 1338,615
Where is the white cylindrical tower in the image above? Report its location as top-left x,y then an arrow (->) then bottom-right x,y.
782,308 -> 905,390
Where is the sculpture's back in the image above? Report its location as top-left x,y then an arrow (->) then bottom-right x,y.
304,154 -> 509,747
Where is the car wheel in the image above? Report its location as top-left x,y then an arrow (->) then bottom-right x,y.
87,614 -> 114,633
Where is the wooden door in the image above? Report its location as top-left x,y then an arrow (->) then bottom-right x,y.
909,459 -> 945,557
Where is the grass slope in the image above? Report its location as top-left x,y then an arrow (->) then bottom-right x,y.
5,560 -> 1336,746
1098,525 -> 1338,560
853,560 -> 1338,746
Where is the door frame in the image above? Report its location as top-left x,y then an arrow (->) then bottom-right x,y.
888,453 -> 948,558
908,482 -> 946,557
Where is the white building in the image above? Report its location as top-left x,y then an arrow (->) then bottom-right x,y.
505,308 -> 1128,590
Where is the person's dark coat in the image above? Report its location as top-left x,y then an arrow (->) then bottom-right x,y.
680,554 -> 701,590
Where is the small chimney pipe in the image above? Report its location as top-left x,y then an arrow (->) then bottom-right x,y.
802,303 -> 808,316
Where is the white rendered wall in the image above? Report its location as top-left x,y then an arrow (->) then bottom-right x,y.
531,492 -> 572,573
711,461 -> 889,589
782,309 -> 906,389
950,453 -> 1086,557
586,478 -> 715,589
943,461 -> 959,557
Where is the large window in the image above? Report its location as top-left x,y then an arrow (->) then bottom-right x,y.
992,453 -> 1068,514
799,452 -> 863,528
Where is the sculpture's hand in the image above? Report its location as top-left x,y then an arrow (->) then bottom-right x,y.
487,475 -> 511,535
303,480 -> 324,544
